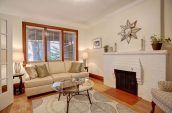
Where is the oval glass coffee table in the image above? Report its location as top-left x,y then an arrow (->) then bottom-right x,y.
52,78 -> 94,113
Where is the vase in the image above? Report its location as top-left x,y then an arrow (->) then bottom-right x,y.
104,48 -> 108,52
151,43 -> 162,50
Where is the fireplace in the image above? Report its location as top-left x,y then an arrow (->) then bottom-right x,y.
114,69 -> 138,95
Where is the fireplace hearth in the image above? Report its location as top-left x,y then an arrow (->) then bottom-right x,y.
114,69 -> 138,95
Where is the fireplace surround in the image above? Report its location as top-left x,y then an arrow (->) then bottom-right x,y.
103,50 -> 167,101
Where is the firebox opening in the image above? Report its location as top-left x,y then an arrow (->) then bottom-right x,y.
114,69 -> 138,96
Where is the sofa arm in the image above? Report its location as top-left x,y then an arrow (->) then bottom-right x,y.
158,81 -> 172,92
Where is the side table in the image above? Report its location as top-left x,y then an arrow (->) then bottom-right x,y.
13,73 -> 24,95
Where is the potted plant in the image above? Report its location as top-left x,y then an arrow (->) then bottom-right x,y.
103,45 -> 109,52
150,35 -> 171,50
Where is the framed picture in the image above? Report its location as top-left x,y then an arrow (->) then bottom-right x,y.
93,38 -> 102,49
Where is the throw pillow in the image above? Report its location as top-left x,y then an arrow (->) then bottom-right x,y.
69,62 -> 82,73
158,81 -> 172,92
35,64 -> 49,78
25,66 -> 38,79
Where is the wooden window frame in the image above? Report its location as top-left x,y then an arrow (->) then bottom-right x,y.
22,21 -> 78,65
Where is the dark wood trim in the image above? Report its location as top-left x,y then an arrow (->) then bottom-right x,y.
76,30 -> 78,61
62,31 -> 64,61
89,73 -> 104,82
22,21 -> 78,63
22,22 -> 27,66
44,28 -> 48,62
22,21 -> 78,32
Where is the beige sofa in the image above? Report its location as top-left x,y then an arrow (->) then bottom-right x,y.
24,61 -> 89,97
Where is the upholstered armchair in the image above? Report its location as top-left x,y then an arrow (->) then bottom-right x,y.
151,81 -> 172,113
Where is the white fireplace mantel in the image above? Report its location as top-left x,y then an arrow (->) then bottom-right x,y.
103,50 -> 167,101
104,50 -> 167,55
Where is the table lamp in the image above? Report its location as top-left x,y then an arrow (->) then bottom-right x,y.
82,52 -> 88,67
13,52 -> 24,74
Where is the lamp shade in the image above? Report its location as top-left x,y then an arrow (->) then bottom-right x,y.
13,52 -> 24,62
82,52 -> 88,59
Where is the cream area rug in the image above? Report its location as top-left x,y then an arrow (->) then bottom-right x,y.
32,90 -> 137,113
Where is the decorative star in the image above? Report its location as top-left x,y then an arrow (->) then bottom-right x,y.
118,20 -> 141,44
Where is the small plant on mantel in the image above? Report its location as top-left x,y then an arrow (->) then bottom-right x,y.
103,45 -> 109,52
150,35 -> 171,50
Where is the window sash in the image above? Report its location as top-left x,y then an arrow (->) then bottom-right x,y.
63,31 -> 76,61
26,27 -> 45,62
46,29 -> 62,61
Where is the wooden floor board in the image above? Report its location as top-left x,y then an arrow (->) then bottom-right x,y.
1,77 -> 164,113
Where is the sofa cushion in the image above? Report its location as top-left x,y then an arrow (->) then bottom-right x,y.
151,88 -> 172,109
51,73 -> 72,82
48,62 -> 65,74
25,76 -> 53,88
70,72 -> 89,78
35,64 -> 49,78
25,66 -> 38,79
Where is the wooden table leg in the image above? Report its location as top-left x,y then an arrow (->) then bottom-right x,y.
58,92 -> 61,101
66,93 -> 71,113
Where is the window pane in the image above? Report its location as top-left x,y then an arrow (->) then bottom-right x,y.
0,19 -> 7,34
64,31 -> 76,61
47,30 -> 61,61
1,35 -> 7,49
26,27 -> 44,62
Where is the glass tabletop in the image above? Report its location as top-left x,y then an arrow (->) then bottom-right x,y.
52,78 -> 94,93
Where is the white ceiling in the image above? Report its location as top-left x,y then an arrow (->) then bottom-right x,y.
0,0 -> 136,26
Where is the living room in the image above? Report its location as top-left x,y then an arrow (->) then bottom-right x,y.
0,0 -> 172,113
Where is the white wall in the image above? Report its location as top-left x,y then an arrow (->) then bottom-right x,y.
86,0 -> 163,76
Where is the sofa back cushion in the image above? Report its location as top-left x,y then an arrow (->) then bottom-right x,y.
64,61 -> 72,72
48,61 -> 65,74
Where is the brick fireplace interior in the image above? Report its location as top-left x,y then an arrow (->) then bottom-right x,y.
114,69 -> 138,95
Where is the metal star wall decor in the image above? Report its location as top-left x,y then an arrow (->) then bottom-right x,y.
118,20 -> 141,44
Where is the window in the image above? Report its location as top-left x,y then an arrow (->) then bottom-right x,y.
47,29 -> 61,61
22,22 -> 78,63
64,31 -> 76,60
26,27 -> 44,62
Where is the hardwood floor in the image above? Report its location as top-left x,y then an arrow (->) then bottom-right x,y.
1,78 -> 164,113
